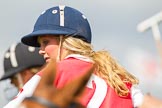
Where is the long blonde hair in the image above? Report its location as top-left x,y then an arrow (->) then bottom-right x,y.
61,36 -> 139,96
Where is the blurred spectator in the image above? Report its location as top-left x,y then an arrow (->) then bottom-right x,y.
0,42 -> 45,99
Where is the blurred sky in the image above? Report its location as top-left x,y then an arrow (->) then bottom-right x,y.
0,0 -> 162,107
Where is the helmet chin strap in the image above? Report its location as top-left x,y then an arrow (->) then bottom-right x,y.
15,73 -> 24,89
56,35 -> 63,62
57,6 -> 65,62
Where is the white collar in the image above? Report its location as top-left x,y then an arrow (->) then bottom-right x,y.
65,54 -> 94,63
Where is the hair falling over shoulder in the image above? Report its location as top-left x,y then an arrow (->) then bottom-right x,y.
62,36 -> 139,97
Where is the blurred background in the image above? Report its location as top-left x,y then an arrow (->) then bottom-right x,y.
0,0 -> 162,107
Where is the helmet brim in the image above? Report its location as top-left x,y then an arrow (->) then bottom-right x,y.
0,66 -> 26,81
21,29 -> 76,47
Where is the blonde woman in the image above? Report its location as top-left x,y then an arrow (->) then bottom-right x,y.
4,5 -> 143,108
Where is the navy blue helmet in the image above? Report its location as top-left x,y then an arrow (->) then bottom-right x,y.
21,5 -> 92,47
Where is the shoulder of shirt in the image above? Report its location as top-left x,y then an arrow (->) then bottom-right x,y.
64,54 -> 94,63
131,84 -> 144,107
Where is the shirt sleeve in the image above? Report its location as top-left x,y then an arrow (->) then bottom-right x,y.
131,85 -> 144,107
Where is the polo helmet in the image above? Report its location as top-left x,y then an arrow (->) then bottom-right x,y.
21,5 -> 92,47
0,42 -> 45,80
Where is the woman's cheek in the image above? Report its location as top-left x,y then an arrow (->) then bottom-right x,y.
47,46 -> 58,59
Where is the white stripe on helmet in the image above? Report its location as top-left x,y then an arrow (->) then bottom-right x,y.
10,43 -> 18,67
59,5 -> 65,26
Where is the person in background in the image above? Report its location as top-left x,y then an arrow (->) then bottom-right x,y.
0,42 -> 45,90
